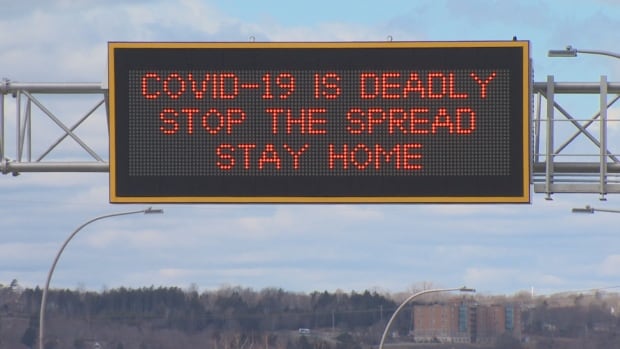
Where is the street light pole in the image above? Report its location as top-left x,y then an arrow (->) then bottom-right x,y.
548,46 -> 620,60
378,286 -> 475,349
38,207 -> 163,349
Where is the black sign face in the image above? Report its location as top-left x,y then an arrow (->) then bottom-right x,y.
108,41 -> 530,203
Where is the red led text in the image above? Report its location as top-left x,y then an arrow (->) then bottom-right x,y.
142,72 -> 297,100
266,108 -> 328,134
159,108 -> 246,135
328,143 -> 422,170
216,143 -> 310,170
346,107 -> 475,134
138,69 -> 502,174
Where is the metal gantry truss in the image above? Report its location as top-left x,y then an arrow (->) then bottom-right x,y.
0,80 -> 108,174
2,77 -> 620,199
532,76 -> 620,199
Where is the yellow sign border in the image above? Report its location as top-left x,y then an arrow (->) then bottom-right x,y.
108,41 -> 530,204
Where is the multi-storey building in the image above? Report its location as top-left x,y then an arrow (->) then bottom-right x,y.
412,301 -> 521,344
412,303 -> 470,343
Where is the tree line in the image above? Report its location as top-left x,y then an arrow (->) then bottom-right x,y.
3,283 -> 404,349
3,282 -> 620,349
14,285 -> 397,333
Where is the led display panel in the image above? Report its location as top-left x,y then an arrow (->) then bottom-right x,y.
108,41 -> 530,203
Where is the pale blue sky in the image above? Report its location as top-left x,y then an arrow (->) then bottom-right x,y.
2,0 -> 620,296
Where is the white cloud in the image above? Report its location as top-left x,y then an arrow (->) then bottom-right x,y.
66,183 -> 109,206
81,227 -> 170,249
0,1 -> 243,81
0,172 -> 104,189
0,242 -> 51,263
599,254 -> 620,276
464,267 -> 565,294
434,244 -> 513,260
235,208 -> 296,235
265,22 -> 382,42
197,205 -> 385,239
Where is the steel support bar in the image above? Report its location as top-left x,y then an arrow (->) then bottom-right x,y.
6,162 -> 617,175
545,76 -> 554,200
533,81 -> 620,93
1,161 -> 108,174
534,183 -> 620,193
0,88 -> 4,162
600,76 -> 608,198
0,81 -> 104,94
532,162 -> 620,173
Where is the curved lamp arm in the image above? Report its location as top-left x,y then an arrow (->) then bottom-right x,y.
38,207 -> 163,349
378,286 -> 475,349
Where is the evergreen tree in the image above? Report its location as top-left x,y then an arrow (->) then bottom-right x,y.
21,326 -> 36,349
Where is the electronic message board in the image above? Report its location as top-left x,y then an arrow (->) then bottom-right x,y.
108,41 -> 530,203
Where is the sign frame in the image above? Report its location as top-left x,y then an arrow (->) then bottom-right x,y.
108,41 -> 530,204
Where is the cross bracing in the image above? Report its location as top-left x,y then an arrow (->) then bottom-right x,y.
532,77 -> 620,199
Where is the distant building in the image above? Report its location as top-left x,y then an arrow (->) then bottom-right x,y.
474,303 -> 522,344
412,301 -> 521,344
412,303 -> 469,343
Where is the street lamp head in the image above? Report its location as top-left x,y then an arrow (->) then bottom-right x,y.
458,286 -> 476,293
548,46 -> 620,60
144,207 -> 164,214
548,45 -> 578,58
571,205 -> 595,214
